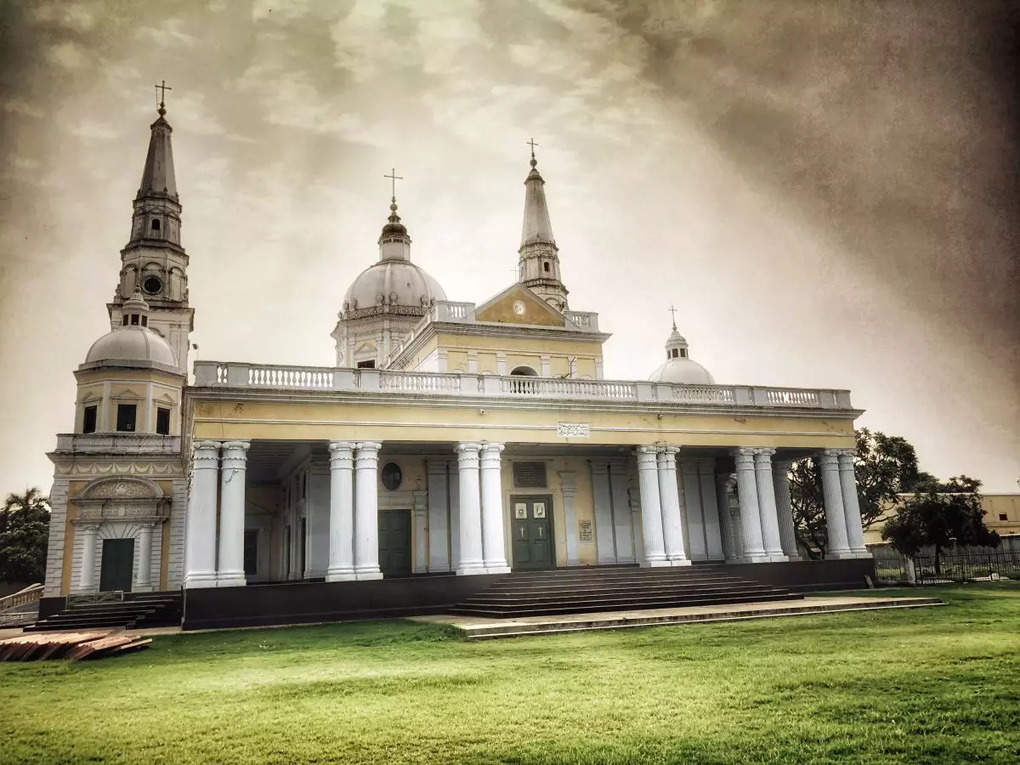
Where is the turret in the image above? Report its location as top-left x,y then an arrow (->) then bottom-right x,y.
517,142 -> 569,312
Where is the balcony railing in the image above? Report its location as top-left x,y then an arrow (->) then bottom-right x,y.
193,361 -> 854,410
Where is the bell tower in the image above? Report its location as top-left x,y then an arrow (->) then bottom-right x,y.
108,82 -> 194,375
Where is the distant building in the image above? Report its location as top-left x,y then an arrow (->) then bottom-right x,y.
864,493 -> 1020,547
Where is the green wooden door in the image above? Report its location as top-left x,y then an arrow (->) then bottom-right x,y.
99,538 -> 134,592
511,495 -> 555,571
378,510 -> 412,578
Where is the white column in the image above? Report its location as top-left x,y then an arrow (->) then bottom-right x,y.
732,448 -> 768,562
679,457 -> 706,561
698,458 -> 725,560
480,442 -> 510,573
184,440 -> 220,589
426,459 -> 450,571
560,470 -> 581,566
413,492 -> 428,573
449,459 -> 460,568
819,449 -> 853,558
217,440 -> 250,587
77,523 -> 99,593
636,446 -> 669,566
658,447 -> 691,566
353,441 -> 383,580
838,449 -> 871,557
136,523 -> 154,592
609,460 -> 636,563
772,458 -> 801,560
455,442 -> 486,575
326,441 -> 356,581
754,449 -> 788,562
591,461 -> 617,564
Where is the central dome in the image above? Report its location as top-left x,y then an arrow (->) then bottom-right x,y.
343,260 -> 446,313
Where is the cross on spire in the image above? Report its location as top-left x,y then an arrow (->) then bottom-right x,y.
668,305 -> 678,331
384,167 -> 403,201
527,137 -> 539,167
154,79 -> 172,116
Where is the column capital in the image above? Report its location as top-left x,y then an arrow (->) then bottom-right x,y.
753,447 -> 776,460
356,441 -> 382,455
192,440 -> 221,467
221,441 -> 250,471
657,445 -> 680,456
329,441 -> 355,468
480,441 -> 505,454
730,447 -> 756,465
635,446 -> 659,467
455,441 -> 481,454
222,440 -> 250,452
817,450 -> 840,467
836,448 -> 857,462
479,442 -> 504,469
78,521 -> 101,533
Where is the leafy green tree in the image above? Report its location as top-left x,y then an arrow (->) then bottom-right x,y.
789,428 -> 922,558
882,475 -> 999,572
0,488 -> 51,583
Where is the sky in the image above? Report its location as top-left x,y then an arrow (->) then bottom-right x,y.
0,0 -> 1017,493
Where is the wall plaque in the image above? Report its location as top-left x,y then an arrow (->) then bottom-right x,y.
578,519 -> 593,542
557,422 -> 590,438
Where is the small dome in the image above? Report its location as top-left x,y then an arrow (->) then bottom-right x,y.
649,357 -> 715,385
83,326 -> 178,370
648,322 -> 715,384
343,260 -> 447,312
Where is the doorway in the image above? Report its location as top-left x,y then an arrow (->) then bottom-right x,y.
378,510 -> 412,577
99,538 -> 134,592
511,495 -> 555,571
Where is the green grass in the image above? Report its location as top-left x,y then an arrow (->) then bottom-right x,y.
2,584 -> 1019,764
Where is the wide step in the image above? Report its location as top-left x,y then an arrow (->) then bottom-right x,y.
29,591 -> 182,632
450,567 -> 801,618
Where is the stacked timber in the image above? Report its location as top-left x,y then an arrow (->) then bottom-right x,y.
0,630 -> 151,661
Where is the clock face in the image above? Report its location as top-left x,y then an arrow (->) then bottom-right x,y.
142,276 -> 163,295
512,300 -> 526,316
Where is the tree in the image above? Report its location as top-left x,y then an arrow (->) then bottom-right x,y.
789,428 -> 922,559
0,488 -> 51,583
882,475 -> 999,572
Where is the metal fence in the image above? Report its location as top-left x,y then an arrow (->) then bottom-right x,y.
870,545 -> 1020,585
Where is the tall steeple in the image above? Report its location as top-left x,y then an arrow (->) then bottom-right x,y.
108,84 -> 194,375
517,140 -> 568,312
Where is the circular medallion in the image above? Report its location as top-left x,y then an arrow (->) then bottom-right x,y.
381,462 -> 402,491
512,300 -> 526,316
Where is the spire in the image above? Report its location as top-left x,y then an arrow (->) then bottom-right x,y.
519,140 -> 556,248
138,84 -> 178,200
517,140 -> 568,312
378,168 -> 411,261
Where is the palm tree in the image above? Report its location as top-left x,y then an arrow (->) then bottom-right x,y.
1,488 -> 50,532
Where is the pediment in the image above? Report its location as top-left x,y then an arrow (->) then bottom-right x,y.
475,285 -> 565,327
79,476 -> 164,501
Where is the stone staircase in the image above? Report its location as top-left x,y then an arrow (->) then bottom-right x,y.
25,591 -> 183,633
451,565 -> 802,618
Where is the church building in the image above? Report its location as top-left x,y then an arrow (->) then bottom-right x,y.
39,101 -> 872,630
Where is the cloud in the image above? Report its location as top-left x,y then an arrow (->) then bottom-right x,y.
32,2 -> 95,32
69,119 -> 119,141
136,18 -> 199,47
3,99 -> 45,119
45,41 -> 88,70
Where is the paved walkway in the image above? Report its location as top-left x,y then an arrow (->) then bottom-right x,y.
412,595 -> 944,639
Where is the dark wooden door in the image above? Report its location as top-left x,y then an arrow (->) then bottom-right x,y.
511,495 -> 555,571
378,510 -> 412,578
99,538 -> 134,592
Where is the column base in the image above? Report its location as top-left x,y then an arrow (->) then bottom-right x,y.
640,558 -> 672,568
217,571 -> 247,588
183,571 -> 219,589
767,553 -> 790,563
456,562 -> 488,575
355,569 -> 383,581
669,558 -> 693,567
326,568 -> 357,582
851,550 -> 873,559
485,565 -> 511,574
746,554 -> 772,564
828,549 -> 856,559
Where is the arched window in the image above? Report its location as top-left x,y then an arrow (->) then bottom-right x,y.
151,219 -> 160,232
510,366 -> 537,376
509,365 -> 538,394
543,261 -> 550,273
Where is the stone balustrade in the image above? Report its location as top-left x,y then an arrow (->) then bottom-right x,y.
53,433 -> 183,453
193,361 -> 854,410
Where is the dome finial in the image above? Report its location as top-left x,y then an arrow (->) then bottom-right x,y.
527,137 -> 538,169
384,167 -> 403,219
668,304 -> 678,332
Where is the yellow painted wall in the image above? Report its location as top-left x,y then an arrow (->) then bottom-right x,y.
191,398 -> 855,450
864,493 -> 1020,545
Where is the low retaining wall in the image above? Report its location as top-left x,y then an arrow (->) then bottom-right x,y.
727,558 -> 876,592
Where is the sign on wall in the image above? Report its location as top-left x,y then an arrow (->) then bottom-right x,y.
557,422 -> 590,438
578,519 -> 593,542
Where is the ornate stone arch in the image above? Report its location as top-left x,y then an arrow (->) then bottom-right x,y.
75,476 -> 170,524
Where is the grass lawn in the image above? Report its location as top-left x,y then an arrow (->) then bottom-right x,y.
2,584 -> 1019,764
